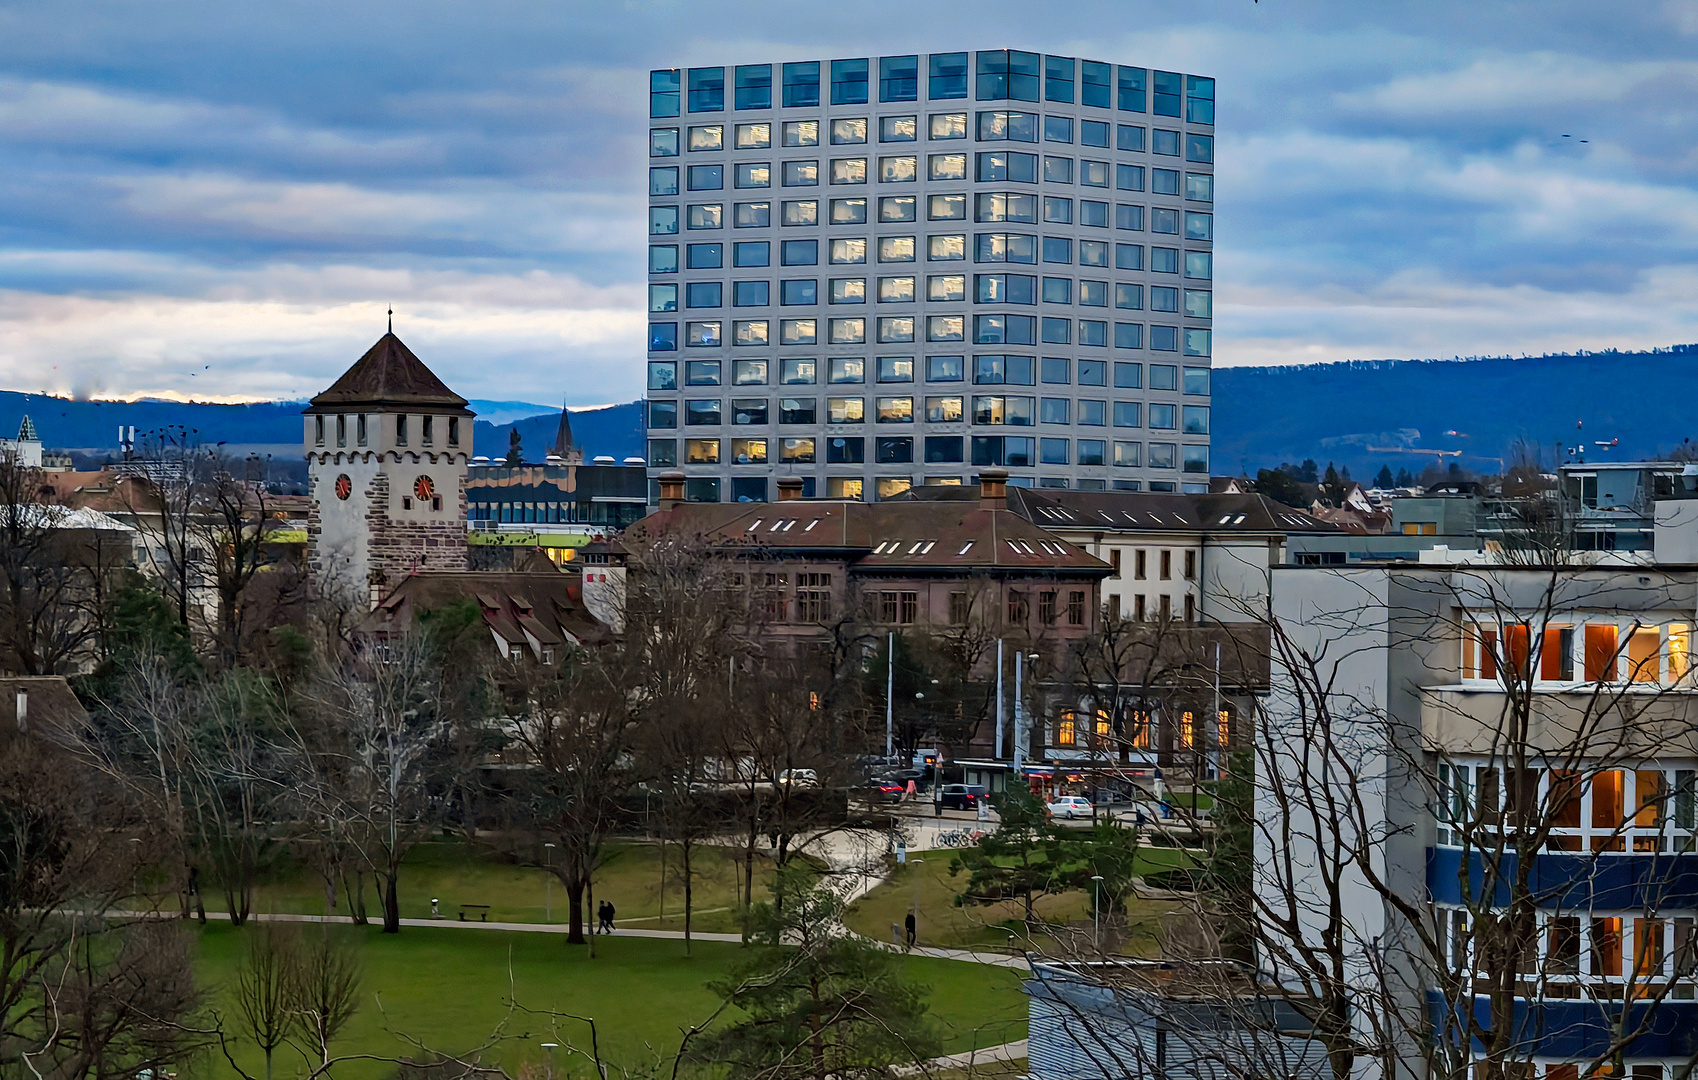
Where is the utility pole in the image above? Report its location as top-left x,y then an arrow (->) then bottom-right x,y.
885,630 -> 895,760
994,639 -> 1005,760
1210,641 -> 1221,781
1013,651 -> 1024,771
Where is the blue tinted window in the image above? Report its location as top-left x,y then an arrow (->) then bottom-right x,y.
1116,164 -> 1145,192
1151,247 -> 1179,273
647,400 -> 678,428
1149,403 -> 1175,429
1081,61 -> 1112,109
1117,66 -> 1146,112
686,243 -> 723,269
781,279 -> 817,305
1114,324 -> 1143,352
733,241 -> 770,267
687,164 -> 722,190
1187,75 -> 1215,125
650,245 -> 678,273
732,280 -> 769,306
650,323 -> 678,352
1078,399 -> 1105,426
783,62 -> 821,107
782,239 -> 818,265
1041,317 -> 1070,344
925,436 -> 964,462
1186,134 -> 1214,163
831,58 -> 869,105
1042,237 -> 1072,264
880,55 -> 919,102
1079,360 -> 1107,385
1041,356 -> 1070,383
1114,401 -> 1141,427
976,50 -> 1040,101
1152,71 -> 1182,117
685,282 -> 722,308
650,69 -> 681,118
1044,55 -> 1074,102
1040,437 -> 1069,464
929,52 -> 968,99
735,65 -> 772,110
926,355 -> 964,382
687,68 -> 724,113
1118,124 -> 1145,152
1081,120 -> 1109,148
1042,276 -> 1071,303
1150,325 -> 1178,352
1080,320 -> 1107,346
1041,397 -> 1069,424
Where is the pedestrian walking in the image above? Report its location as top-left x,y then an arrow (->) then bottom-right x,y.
904,910 -> 916,949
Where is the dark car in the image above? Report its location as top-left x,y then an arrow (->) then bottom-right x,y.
937,784 -> 988,810
864,779 -> 904,804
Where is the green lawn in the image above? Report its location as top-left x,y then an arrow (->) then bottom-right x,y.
193,923 -> 1028,1080
843,848 -> 1192,956
182,839 -> 781,935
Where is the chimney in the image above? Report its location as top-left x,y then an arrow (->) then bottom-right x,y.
977,469 -> 1009,510
776,477 -> 805,502
658,471 -> 686,510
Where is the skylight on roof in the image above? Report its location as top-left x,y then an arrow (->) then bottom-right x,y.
805,518 -> 820,531
747,519 -> 764,531
958,541 -> 975,556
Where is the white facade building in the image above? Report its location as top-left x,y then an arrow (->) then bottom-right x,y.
645,51 -> 1215,503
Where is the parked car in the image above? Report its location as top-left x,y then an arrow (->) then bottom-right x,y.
937,784 -> 988,810
1047,795 -> 1094,820
777,769 -> 818,788
864,779 -> 904,804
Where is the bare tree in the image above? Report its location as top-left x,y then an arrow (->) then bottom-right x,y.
235,922 -> 298,1080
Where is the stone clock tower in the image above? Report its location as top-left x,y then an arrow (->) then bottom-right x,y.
304,331 -> 475,604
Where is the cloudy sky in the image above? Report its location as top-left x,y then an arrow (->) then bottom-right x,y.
2,1 -> 1696,406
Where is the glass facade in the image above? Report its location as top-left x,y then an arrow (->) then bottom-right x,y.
648,50 -> 1212,501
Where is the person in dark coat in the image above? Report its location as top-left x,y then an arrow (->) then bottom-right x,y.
602,900 -> 617,934
904,910 -> 916,949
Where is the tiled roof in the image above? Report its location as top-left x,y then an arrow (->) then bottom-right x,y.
364,568 -> 609,650
625,498 -> 1112,576
307,333 -> 472,414
904,486 -> 1342,535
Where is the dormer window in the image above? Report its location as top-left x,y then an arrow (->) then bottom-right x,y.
315,416 -> 325,446
448,417 -> 460,447
397,415 -> 409,446
336,414 -> 346,447
356,414 -> 368,446
422,416 -> 435,446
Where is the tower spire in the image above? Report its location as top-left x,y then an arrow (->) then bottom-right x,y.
387,307 -> 393,334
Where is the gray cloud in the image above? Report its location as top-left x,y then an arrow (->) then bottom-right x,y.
0,0 -> 1695,405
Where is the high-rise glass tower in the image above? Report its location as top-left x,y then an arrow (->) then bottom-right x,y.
645,50 -> 1214,503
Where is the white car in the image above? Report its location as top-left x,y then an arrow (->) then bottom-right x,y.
1047,795 -> 1094,820
777,769 -> 818,788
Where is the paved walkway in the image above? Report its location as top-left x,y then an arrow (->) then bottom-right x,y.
899,1038 -> 1028,1075
116,909 -> 746,943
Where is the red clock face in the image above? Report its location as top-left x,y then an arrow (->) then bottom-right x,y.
334,474 -> 352,500
414,476 -> 436,501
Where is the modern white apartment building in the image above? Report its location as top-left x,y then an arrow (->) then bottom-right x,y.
645,51 -> 1215,503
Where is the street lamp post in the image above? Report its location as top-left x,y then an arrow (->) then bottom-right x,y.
544,842 -> 556,923
541,1042 -> 558,1080
1091,874 -> 1105,951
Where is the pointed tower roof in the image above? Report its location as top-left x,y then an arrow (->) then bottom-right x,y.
16,415 -> 37,442
552,402 -> 575,458
306,333 -> 473,415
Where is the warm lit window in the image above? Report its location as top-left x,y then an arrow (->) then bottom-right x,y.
1585,624 -> 1619,682
1179,710 -> 1195,748
1130,711 -> 1151,748
1057,715 -> 1076,746
1629,627 -> 1661,683
1540,624 -> 1575,681
1673,624 -> 1691,681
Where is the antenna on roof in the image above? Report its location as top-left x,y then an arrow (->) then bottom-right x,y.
387,307 -> 393,334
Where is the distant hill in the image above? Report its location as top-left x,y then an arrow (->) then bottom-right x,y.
9,345 -> 1696,480
1213,345 -> 1698,479
0,391 -> 645,463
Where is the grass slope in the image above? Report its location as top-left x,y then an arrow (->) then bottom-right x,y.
194,924 -> 1026,1080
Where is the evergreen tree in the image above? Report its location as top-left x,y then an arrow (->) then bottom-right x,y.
1373,465 -> 1395,489
1395,467 -> 1415,487
696,869 -> 941,1079
951,788 -> 1060,925
1321,462 -> 1343,506
1204,749 -> 1254,961
504,428 -> 524,467
1255,468 -> 1308,509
